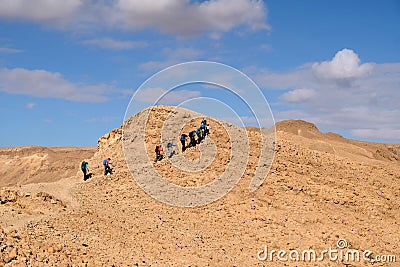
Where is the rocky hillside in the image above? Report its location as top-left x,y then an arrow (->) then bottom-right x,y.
0,106 -> 399,266
0,147 -> 96,187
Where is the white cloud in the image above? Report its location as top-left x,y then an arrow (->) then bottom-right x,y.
350,129 -> 400,142
0,46 -> 23,54
138,47 -> 203,72
0,68 -> 108,102
280,88 -> 316,103
26,102 -> 35,109
0,0 -> 82,23
113,0 -> 269,35
255,49 -> 400,142
312,48 -> 374,80
0,0 -> 269,36
81,38 -> 147,50
135,87 -> 201,105
209,32 -> 222,40
138,61 -> 168,72
253,64 -> 315,90
259,44 -> 273,52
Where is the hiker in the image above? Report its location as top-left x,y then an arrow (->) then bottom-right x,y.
196,128 -> 203,144
155,145 -> 164,162
206,124 -> 210,136
180,133 -> 187,152
200,123 -> 206,139
202,118 -> 207,126
81,160 -> 89,180
167,141 -> 177,158
189,130 -> 197,148
103,158 -> 113,175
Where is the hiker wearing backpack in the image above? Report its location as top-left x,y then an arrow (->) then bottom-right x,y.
81,160 -> 89,180
189,131 -> 197,148
81,161 -> 93,181
200,123 -> 206,139
196,128 -> 203,144
167,141 -> 177,158
155,145 -> 164,162
180,133 -> 188,152
103,158 -> 113,175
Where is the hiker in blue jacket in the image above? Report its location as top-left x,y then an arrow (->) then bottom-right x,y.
103,158 -> 113,175
167,141 -> 177,158
81,160 -> 92,181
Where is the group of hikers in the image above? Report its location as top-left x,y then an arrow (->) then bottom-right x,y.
180,118 -> 210,152
81,118 -> 211,177
155,118 -> 210,162
80,157 -> 113,181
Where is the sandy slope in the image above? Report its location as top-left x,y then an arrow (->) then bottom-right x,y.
0,147 -> 96,187
0,106 -> 399,266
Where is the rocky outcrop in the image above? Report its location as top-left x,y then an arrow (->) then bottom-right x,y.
275,119 -> 321,137
97,127 -> 122,150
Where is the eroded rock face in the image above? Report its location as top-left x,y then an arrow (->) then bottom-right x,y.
97,128 -> 122,150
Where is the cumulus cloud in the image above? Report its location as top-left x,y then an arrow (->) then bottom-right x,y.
0,0 -> 269,36
135,87 -> 201,105
112,0 -> 269,35
255,49 -> 400,142
312,48 -> 374,80
280,88 -> 316,103
81,38 -> 147,50
0,68 -> 108,102
0,0 -> 82,23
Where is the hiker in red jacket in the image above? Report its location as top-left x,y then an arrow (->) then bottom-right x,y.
155,146 -> 164,162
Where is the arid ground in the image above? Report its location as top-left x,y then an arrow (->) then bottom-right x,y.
1,106 -> 399,266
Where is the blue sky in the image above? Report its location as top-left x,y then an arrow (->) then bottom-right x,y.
0,0 -> 399,147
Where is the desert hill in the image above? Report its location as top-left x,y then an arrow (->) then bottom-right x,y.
0,105 -> 399,266
0,146 -> 96,187
276,119 -> 400,163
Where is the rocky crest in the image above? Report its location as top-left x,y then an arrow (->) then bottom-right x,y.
97,128 -> 122,150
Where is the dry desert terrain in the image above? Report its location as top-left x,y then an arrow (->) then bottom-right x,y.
0,106 -> 399,266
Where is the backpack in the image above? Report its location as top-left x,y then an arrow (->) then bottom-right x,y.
103,159 -> 107,166
81,161 -> 87,170
180,134 -> 187,141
